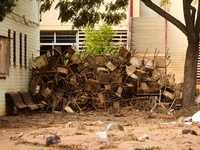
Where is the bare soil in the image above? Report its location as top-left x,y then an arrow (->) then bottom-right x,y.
0,108 -> 200,150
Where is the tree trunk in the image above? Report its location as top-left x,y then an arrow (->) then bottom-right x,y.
182,42 -> 199,108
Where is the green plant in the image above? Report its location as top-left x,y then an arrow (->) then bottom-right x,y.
83,22 -> 117,54
159,0 -> 172,12
0,0 -> 18,22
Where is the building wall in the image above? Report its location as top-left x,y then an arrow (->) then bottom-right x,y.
40,0 -> 73,31
140,0 -> 160,17
40,0 -> 128,31
0,0 -> 40,116
132,0 -> 190,83
166,0 -> 188,83
133,0 -> 140,17
40,0 -> 128,51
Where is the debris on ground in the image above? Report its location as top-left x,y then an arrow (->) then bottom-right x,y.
192,111 -> 200,122
105,123 -> 124,131
46,135 -> 61,146
182,129 -> 198,136
74,131 -> 82,135
24,46 -> 183,113
129,134 -> 138,141
10,132 -> 24,141
65,122 -> 75,128
82,120 -> 104,126
177,116 -> 184,127
120,122 -> 132,126
139,134 -> 150,141
96,132 -> 108,142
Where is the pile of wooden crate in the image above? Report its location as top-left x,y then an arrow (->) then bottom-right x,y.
28,46 -> 181,112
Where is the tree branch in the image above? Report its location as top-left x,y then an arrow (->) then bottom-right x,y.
190,5 -> 196,25
141,0 -> 187,36
183,0 -> 194,27
183,0 -> 197,41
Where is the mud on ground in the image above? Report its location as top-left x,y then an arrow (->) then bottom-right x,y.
0,107 -> 200,150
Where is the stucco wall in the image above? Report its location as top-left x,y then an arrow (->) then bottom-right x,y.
0,0 -> 40,116
40,0 -> 128,31
132,0 -> 190,83
166,0 -> 188,83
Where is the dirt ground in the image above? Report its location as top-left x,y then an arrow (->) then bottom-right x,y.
0,107 -> 200,150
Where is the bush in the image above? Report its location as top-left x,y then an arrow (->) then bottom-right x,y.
82,22 -> 117,54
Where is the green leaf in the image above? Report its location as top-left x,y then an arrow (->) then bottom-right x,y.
83,22 -> 117,54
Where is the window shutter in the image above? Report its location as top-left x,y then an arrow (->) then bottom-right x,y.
0,36 -> 10,77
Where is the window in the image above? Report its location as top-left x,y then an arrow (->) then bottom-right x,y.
24,34 -> 27,68
40,31 -> 54,43
78,30 -> 127,50
19,33 -> 22,68
40,31 -> 76,44
56,31 -> 76,43
40,31 -> 77,55
0,36 -> 10,77
8,29 -> 11,66
13,31 -> 16,67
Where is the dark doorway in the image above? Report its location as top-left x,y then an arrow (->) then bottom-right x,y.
40,45 -> 72,56
40,45 -> 52,55
55,45 -> 71,53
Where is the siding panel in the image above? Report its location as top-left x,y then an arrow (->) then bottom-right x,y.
166,0 -> 187,83
0,0 -> 40,116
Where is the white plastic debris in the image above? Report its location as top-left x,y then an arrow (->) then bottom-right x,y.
184,117 -> 192,122
139,134 -> 150,140
159,123 -> 170,125
171,122 -> 178,124
192,111 -> 200,122
184,122 -> 192,125
96,132 -> 108,142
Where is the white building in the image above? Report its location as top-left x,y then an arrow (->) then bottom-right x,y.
0,0 -> 40,116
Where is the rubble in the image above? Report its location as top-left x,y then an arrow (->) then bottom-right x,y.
105,123 -> 124,131
10,132 -> 24,141
46,135 -> 61,146
28,46 -> 182,113
96,132 -> 108,142
182,129 -> 198,136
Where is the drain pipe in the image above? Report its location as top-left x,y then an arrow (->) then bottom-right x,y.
164,4 -> 167,75
127,0 -> 133,50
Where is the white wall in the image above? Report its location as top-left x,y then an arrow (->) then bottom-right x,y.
40,0 -> 128,31
166,0 -> 188,83
0,0 -> 40,116
140,0 -> 160,17
132,0 -> 190,83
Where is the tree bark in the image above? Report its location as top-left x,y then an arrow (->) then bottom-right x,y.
182,41 -> 199,108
